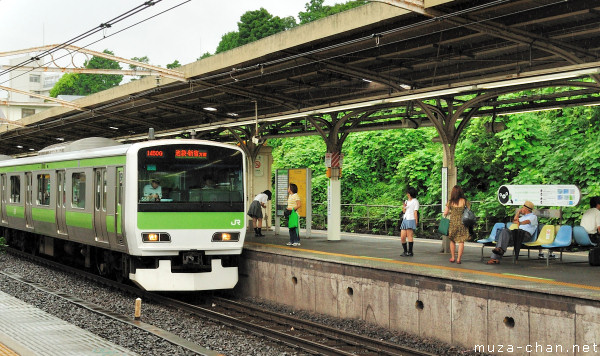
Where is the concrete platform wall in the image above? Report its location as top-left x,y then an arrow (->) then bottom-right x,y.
236,250 -> 600,356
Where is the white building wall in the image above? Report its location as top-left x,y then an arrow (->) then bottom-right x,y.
3,56 -> 61,121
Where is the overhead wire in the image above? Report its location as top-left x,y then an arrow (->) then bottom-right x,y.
0,0 -> 575,145
0,0 -> 163,78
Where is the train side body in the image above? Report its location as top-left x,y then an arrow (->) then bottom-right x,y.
0,139 -> 247,291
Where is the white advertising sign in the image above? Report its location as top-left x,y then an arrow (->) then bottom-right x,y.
497,185 -> 581,207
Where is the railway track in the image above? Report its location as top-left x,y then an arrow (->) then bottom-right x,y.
5,247 -> 436,356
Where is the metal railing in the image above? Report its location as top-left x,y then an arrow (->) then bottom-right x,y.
309,201 -> 487,237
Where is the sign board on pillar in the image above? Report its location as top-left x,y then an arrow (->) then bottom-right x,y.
325,152 -> 343,168
254,155 -> 264,177
275,170 -> 289,217
497,185 -> 581,207
275,168 -> 310,217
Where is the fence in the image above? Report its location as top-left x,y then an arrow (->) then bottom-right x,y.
307,201 -> 488,238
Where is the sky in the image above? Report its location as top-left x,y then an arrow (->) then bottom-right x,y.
0,0 -> 337,94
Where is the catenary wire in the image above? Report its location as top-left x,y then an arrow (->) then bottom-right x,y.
0,0 -> 163,78
0,0 -> 191,87
0,0 -> 573,143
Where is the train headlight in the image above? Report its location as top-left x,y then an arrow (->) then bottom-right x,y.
212,232 -> 240,242
142,233 -> 171,242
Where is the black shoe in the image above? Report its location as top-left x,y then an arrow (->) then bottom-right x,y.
401,252 -> 409,257
407,252 -> 414,257
257,233 -> 265,237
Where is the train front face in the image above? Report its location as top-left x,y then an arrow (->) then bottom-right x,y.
125,140 -> 247,291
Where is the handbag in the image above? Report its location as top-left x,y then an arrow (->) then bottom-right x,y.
288,210 -> 299,228
438,217 -> 450,235
462,206 -> 476,227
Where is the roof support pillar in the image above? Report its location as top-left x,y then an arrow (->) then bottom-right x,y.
307,111 -> 363,241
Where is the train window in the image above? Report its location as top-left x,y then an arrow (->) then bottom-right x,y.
118,169 -> 123,205
10,176 -> 20,203
95,170 -> 101,210
137,144 -> 244,212
36,174 -> 51,206
72,173 -> 86,209
1,175 -> 5,202
102,170 -> 107,211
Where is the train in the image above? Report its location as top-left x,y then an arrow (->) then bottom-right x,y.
0,137 -> 247,291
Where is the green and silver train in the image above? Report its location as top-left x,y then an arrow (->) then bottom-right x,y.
0,138 -> 247,291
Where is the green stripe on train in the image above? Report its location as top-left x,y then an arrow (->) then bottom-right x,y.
137,212 -> 245,229
6,205 -> 25,218
0,156 -> 126,172
66,211 -> 93,229
32,207 -> 55,223
106,215 -> 115,233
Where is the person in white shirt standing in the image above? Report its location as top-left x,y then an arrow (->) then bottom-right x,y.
400,187 -> 419,257
581,196 -> 600,243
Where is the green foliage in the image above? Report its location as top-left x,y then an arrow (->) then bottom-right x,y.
216,9 -> 296,54
50,50 -> 122,97
198,52 -> 212,60
216,31 -> 242,54
298,0 -> 367,24
166,60 -> 181,69
129,56 -> 150,70
268,102 -> 600,234
214,1 -> 365,54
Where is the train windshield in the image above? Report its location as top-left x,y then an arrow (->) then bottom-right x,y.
137,144 -> 244,212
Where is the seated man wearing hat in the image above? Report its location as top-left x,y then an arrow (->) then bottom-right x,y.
142,178 -> 162,201
487,200 -> 538,264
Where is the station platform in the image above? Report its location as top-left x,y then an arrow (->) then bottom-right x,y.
0,291 -> 137,356
245,228 -> 600,302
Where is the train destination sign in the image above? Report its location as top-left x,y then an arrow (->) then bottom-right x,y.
497,184 -> 581,207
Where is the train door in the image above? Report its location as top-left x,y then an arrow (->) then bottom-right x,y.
93,168 -> 109,243
1,174 -> 7,224
25,172 -> 34,229
115,167 -> 124,245
56,170 -> 68,235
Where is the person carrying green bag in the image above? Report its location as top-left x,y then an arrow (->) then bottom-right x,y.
286,183 -> 302,246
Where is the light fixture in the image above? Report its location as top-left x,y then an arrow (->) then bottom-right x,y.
56,137 -> 64,141
109,126 -> 119,130
227,112 -> 238,117
203,107 -> 217,111
16,145 -> 23,148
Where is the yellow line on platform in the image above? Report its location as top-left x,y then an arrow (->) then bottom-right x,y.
246,242 -> 600,292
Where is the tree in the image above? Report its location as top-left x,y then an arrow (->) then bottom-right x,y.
166,60 -> 181,69
215,8 -> 296,54
299,0 -> 367,25
128,56 -> 150,81
50,49 -> 122,97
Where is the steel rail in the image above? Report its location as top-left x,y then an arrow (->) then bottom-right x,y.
5,246 -> 435,355
3,248 -> 218,356
212,296 -> 435,356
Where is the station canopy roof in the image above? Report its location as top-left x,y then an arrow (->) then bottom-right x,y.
2,0 -> 599,156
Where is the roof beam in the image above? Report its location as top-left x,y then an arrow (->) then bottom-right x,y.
0,44 -> 186,82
